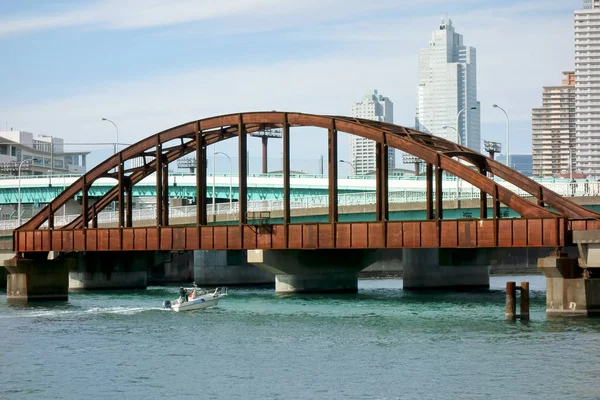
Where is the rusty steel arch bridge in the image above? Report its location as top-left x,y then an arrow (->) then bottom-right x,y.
14,112 -> 600,254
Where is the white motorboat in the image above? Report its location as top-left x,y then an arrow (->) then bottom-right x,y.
163,287 -> 227,312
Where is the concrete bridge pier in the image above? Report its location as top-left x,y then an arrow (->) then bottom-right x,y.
538,254 -> 600,316
68,252 -> 150,290
248,249 -> 367,293
194,250 -> 273,286
5,253 -> 73,302
403,248 -> 489,290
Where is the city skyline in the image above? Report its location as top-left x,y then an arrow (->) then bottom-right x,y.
0,1 -> 582,172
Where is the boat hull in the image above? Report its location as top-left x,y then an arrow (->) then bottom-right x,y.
171,296 -> 220,312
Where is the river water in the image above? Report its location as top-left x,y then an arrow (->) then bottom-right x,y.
2,275 -> 600,400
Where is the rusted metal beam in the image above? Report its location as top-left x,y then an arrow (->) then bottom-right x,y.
156,138 -> 163,226
238,116 -> 247,225
118,154 -> 124,228
126,184 -> 133,228
48,204 -> 54,230
328,120 -> 338,223
162,163 -> 169,226
376,142 -> 389,221
82,175 -> 88,229
435,161 -> 443,221
196,123 -> 207,226
283,114 -> 291,225
92,203 -> 98,228
262,136 -> 268,174
480,167 -> 487,219
426,163 -> 433,220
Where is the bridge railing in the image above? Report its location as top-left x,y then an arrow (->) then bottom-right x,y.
3,182 -> 596,232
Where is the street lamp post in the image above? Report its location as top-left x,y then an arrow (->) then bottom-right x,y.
17,159 -> 31,227
443,125 -> 461,200
339,159 -> 355,175
493,104 -> 510,167
101,118 -> 119,154
449,106 -> 477,201
215,151 -> 233,210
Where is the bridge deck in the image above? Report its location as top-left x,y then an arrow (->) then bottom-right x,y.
15,218 -> 568,252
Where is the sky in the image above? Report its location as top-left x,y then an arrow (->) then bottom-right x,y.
0,0 -> 583,174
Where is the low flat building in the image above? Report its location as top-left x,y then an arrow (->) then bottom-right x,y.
0,130 -> 89,176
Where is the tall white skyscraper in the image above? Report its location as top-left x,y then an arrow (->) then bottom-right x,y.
350,90 -> 395,175
575,0 -> 600,175
415,18 -> 481,151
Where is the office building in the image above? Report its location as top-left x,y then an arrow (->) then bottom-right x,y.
415,18 -> 481,151
350,90 -> 395,175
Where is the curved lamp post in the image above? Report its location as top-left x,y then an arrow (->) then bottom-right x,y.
101,118 -> 119,154
340,159 -> 355,175
493,104 -> 510,167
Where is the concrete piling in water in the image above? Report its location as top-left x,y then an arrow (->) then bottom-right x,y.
505,281 -> 529,321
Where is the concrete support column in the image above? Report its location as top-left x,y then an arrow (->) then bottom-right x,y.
539,255 -> 600,316
5,255 -> 72,302
403,248 -> 489,290
69,252 -> 148,290
248,249 -> 368,294
194,250 -> 273,286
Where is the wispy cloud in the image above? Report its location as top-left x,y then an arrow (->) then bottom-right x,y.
0,0 -> 483,37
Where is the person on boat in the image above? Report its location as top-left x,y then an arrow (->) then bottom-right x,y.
179,287 -> 187,302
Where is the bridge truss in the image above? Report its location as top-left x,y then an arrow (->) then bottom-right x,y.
14,112 -> 600,252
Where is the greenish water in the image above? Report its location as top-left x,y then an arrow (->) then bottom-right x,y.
2,276 -> 600,399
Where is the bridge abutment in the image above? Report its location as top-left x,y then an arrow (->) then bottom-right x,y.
248,249 -> 367,293
403,248 -> 489,290
5,254 -> 72,302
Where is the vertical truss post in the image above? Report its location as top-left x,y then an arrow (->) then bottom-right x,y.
48,204 -> 54,230
493,184 -> 501,219
238,115 -> 247,225
162,162 -> 169,226
118,153 -> 125,228
196,123 -> 207,226
435,159 -> 443,221
283,114 -> 291,226
328,119 -> 338,224
493,183 -> 500,246
479,167 -> 487,219
126,182 -> 133,228
426,163 -> 434,220
376,141 -> 389,221
537,186 -> 544,208
155,137 -> 163,226
92,203 -> 98,229
82,175 -> 88,229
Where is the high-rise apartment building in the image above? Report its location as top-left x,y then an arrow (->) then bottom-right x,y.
415,18 -> 481,151
575,0 -> 600,175
532,72 -> 576,177
350,90 -> 394,175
